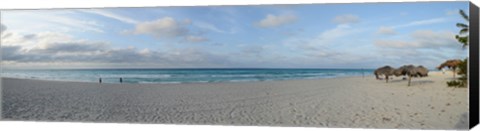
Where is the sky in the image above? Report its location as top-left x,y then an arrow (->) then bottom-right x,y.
0,2 -> 469,69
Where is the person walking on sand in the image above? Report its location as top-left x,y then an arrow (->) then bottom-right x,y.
99,78 -> 102,83
120,77 -> 123,83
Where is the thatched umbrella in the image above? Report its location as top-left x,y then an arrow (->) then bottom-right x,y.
374,65 -> 395,83
393,65 -> 417,86
394,65 -> 428,86
415,65 -> 429,77
394,65 -> 414,77
437,59 -> 462,78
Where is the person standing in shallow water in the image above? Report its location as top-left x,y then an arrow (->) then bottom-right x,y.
99,78 -> 102,83
120,77 -> 123,83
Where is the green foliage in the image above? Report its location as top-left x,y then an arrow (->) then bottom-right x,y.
457,58 -> 467,76
455,35 -> 468,47
447,58 -> 467,88
455,9 -> 469,48
447,80 -> 466,88
447,10 -> 469,88
459,9 -> 469,21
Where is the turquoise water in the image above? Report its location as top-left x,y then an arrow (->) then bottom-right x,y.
1,68 -> 374,84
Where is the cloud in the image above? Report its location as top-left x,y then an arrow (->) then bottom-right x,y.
133,17 -> 189,38
185,35 -> 209,43
285,24 -> 362,51
80,9 -> 139,24
446,9 -> 458,16
377,26 -> 396,35
310,28 -> 464,69
375,40 -> 415,48
1,31 -> 233,68
4,45 -> 146,64
161,48 -> 233,67
285,25 -> 357,48
2,32 -> 75,47
3,11 -> 104,33
392,18 -> 447,29
31,42 -> 108,54
131,17 -> 210,43
193,21 -> 226,33
332,14 -> 360,24
0,24 -> 9,39
316,24 -> 358,41
3,30 -> 331,68
410,30 -> 459,48
372,43 -> 467,69
2,32 -> 110,62
44,13 -> 104,33
3,32 -> 96,59
193,21 -> 237,34
283,24 -> 364,59
241,45 -> 265,57
376,17 -> 448,37
279,28 -> 304,37
2,45 -> 24,61
375,30 -> 458,49
0,24 -> 6,33
256,14 -> 297,28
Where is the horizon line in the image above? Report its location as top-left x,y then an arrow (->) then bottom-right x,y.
2,67 -> 379,70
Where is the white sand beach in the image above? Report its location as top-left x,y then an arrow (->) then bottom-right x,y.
1,71 -> 468,129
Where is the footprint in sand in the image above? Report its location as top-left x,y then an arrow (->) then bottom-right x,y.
382,117 -> 391,122
395,124 -> 404,128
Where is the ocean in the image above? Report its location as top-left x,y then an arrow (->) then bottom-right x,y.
1,68 -> 374,84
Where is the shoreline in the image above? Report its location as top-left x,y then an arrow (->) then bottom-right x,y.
0,74 -> 376,85
1,71 -> 468,129
1,68 -> 380,85
2,70 -> 443,85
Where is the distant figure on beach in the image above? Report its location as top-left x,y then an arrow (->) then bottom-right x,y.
99,78 -> 102,83
120,77 -> 123,83
442,68 -> 446,74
